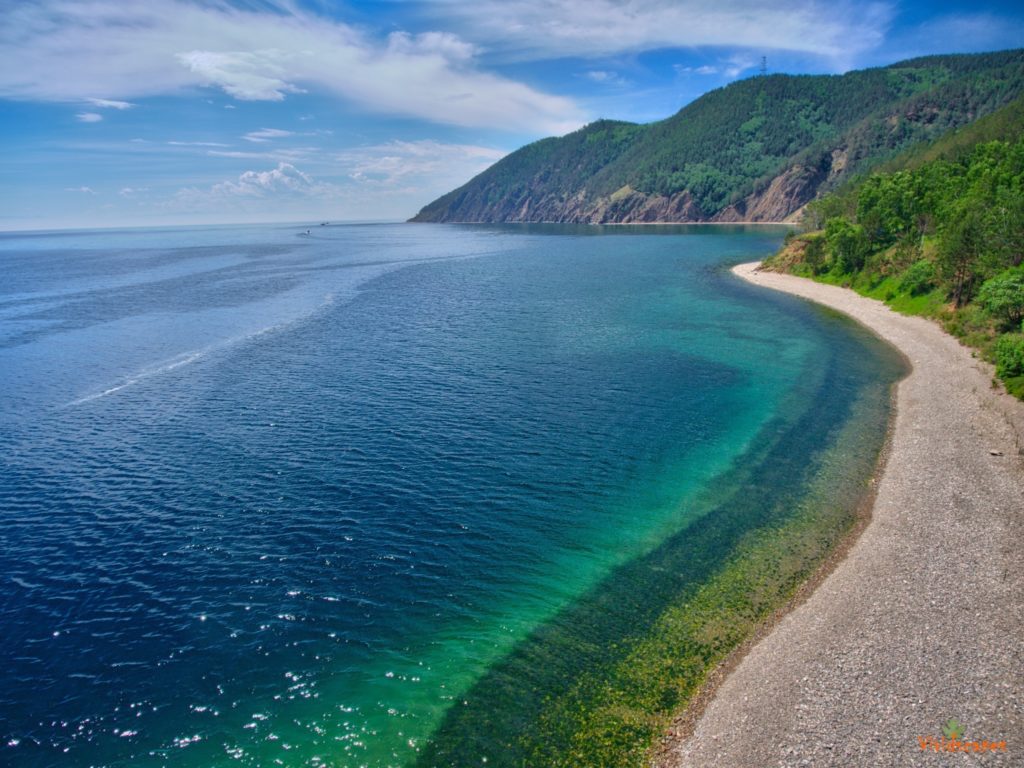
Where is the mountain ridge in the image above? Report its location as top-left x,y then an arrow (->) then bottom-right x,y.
411,49 -> 1024,224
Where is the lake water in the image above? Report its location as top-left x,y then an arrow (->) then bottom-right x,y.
0,223 -> 903,767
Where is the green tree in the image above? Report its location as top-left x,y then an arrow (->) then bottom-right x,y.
856,171 -> 921,247
825,217 -> 869,274
986,188 -> 1024,269
978,269 -> 1024,328
803,234 -> 827,273
937,204 -> 987,306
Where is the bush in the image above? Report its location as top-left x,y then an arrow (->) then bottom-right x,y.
825,217 -> 869,274
803,234 -> 827,273
977,269 -> 1024,329
994,333 -> 1024,379
898,260 -> 936,296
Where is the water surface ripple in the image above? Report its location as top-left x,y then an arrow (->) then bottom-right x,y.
0,223 -> 896,767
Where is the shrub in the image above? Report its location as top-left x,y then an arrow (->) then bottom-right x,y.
977,269 -> 1024,329
803,234 -> 827,273
994,333 -> 1024,379
825,217 -> 869,274
898,259 -> 936,296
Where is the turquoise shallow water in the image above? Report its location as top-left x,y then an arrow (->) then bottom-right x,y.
0,223 -> 901,767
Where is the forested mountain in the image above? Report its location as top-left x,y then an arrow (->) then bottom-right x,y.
411,49 -> 1024,223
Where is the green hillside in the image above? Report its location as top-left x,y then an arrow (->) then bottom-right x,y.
412,49 -> 1024,223
765,93 -> 1024,398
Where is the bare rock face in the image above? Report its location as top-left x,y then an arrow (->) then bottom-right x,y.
434,188 -> 708,224
417,162 -> 834,225
584,190 -> 704,223
422,163 -> 834,223
712,164 -> 827,223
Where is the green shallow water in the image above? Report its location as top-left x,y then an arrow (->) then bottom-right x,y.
0,223 -> 905,767
416,298 -> 905,768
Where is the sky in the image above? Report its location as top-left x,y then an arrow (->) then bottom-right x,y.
1,0 -> 1023,230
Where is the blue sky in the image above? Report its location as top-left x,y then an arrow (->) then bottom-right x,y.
1,0 -> 1022,230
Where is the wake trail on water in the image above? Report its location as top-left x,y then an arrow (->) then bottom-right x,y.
62,291 -> 339,408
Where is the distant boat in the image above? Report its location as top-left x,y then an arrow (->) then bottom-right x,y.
320,222 -> 328,226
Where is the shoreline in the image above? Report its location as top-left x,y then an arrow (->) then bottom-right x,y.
409,220 -> 795,227
658,261 -> 1024,766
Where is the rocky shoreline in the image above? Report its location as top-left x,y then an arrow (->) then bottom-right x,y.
658,262 -> 1024,767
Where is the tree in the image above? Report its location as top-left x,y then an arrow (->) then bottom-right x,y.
825,217 -> 869,274
978,269 -> 1024,328
985,188 -> 1024,269
937,204 -> 987,306
856,171 -> 921,247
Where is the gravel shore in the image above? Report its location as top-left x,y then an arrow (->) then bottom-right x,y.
658,262 -> 1023,767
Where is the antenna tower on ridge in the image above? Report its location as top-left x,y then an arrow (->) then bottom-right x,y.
759,56 -> 767,77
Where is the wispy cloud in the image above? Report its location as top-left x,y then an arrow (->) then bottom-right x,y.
75,112 -> 103,122
167,140 -> 231,147
338,140 -> 506,187
1,0 -> 585,134
675,64 -> 720,76
585,70 -> 628,86
64,186 -> 96,194
243,128 -> 295,143
119,186 -> 148,196
429,0 -> 893,67
207,147 -> 319,162
86,97 -> 134,109
674,53 -> 760,78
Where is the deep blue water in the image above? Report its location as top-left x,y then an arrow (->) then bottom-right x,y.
0,223 -> 895,767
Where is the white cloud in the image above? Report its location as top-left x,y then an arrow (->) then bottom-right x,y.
722,54 -> 759,78
207,147 -> 319,162
243,128 -> 295,143
165,162 -> 344,221
674,53 -> 758,78
86,97 -> 134,109
119,186 -> 148,196
675,64 -> 720,76
386,30 -> 477,62
214,163 -> 318,196
75,112 -> 103,122
585,70 -> 627,86
65,186 -> 96,193
177,162 -> 336,202
338,139 -> 506,187
167,140 -> 230,147
1,0 -> 584,133
430,0 -> 893,66
176,49 -> 307,101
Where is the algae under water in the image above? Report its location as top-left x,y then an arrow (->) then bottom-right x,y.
0,223 -> 904,767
